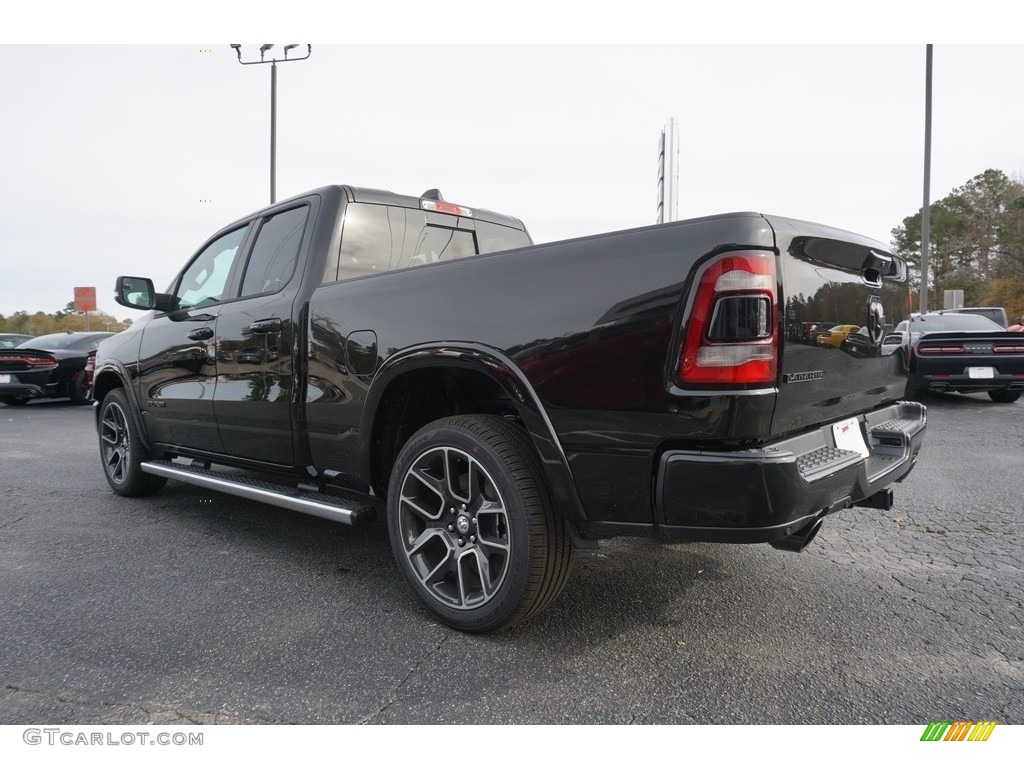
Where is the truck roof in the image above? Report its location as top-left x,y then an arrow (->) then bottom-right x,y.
260,184 -> 528,232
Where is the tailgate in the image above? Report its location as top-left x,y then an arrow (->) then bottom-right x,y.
766,215 -> 911,436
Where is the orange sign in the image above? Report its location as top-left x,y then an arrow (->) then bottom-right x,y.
74,286 -> 97,312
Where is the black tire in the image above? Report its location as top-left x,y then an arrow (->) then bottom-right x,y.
98,388 -> 167,496
0,396 -> 30,406
69,372 -> 92,405
386,414 -> 573,633
988,389 -> 1022,403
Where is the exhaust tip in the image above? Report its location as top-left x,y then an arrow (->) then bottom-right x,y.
770,518 -> 823,553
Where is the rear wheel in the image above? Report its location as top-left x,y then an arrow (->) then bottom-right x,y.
988,389 -> 1021,403
70,372 -> 92,405
99,388 -> 167,496
386,414 -> 573,633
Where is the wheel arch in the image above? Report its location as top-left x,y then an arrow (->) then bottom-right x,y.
359,344 -> 588,530
92,363 -> 156,452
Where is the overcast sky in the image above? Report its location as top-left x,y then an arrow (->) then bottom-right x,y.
3,10 -> 1023,320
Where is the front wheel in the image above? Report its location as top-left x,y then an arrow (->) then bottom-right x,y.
386,415 -> 573,633
98,388 -> 167,496
988,389 -> 1022,403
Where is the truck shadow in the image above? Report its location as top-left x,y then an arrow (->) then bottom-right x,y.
126,482 -> 738,640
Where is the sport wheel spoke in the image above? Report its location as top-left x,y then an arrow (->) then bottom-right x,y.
400,491 -> 443,523
105,449 -> 125,483
409,531 -> 456,581
457,545 -> 502,605
409,466 -> 446,504
444,448 -> 474,505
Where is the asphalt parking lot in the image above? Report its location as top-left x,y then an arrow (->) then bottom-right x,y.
1,393 -> 1022,725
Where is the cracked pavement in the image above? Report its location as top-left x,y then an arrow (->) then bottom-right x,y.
1,393 -> 1021,724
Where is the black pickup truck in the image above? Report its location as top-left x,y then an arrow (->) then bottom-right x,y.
94,185 -> 926,632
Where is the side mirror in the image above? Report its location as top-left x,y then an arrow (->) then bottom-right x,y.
115,276 -> 155,309
115,277 -> 176,312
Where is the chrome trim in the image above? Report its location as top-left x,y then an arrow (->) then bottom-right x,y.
140,461 -> 362,525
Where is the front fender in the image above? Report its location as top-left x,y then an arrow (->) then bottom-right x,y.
92,362 -> 156,453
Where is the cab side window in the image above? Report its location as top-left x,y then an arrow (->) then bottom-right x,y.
176,227 -> 248,310
336,203 -> 397,280
239,206 -> 308,297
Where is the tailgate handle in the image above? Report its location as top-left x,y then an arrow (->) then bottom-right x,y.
861,250 -> 893,287
248,318 -> 283,335
186,327 -> 214,341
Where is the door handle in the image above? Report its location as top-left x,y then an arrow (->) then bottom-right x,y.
248,318 -> 283,335
187,327 -> 214,341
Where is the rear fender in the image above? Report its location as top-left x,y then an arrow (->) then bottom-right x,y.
360,343 -> 588,528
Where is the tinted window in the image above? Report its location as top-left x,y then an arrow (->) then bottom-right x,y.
394,209 -> 475,268
176,227 -> 247,309
474,220 -> 531,253
330,203 -> 519,283
240,206 -> 307,297
910,314 -> 1004,333
406,224 -> 476,266
336,204 -> 396,280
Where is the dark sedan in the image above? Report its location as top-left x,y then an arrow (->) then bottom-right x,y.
0,331 -> 114,406
902,312 -> 1024,403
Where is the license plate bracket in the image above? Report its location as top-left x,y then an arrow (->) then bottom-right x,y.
832,416 -> 869,458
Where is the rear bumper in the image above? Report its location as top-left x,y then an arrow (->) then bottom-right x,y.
0,380 -> 59,400
652,401 -> 927,543
914,371 -> 1024,394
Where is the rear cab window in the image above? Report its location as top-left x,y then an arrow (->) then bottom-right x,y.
325,201 -> 532,284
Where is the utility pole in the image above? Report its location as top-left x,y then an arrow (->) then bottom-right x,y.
230,44 -> 312,204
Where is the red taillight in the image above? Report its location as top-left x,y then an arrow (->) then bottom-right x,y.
0,353 -> 57,367
918,344 -> 966,355
993,344 -> 1024,354
678,251 -> 777,386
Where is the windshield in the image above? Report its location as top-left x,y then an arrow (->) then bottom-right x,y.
910,314 -> 1004,333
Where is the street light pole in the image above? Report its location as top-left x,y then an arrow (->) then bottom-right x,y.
230,44 -> 311,205
920,44 -> 933,314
